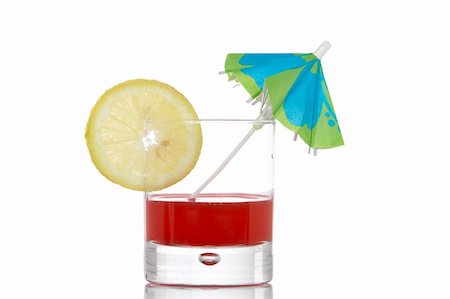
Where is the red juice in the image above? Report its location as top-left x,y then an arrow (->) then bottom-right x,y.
145,193 -> 273,246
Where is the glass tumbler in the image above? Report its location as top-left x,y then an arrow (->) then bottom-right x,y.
144,119 -> 274,286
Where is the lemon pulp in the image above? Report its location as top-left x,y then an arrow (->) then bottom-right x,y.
85,79 -> 202,191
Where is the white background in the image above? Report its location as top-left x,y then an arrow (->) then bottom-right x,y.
1,1 -> 449,298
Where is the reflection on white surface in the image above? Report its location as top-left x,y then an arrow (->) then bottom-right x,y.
144,283 -> 273,299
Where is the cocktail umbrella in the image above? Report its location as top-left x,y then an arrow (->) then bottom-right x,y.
191,42 -> 343,197
224,41 -> 344,151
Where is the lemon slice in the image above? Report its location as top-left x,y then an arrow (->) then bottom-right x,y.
85,79 -> 202,191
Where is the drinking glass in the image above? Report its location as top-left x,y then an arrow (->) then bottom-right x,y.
144,119 -> 274,285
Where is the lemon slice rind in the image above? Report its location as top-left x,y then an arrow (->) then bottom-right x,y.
85,79 -> 202,191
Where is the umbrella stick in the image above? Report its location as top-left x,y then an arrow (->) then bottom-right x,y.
314,41 -> 331,59
189,126 -> 256,200
190,101 -> 271,200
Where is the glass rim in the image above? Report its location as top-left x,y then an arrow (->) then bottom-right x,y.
144,118 -> 274,124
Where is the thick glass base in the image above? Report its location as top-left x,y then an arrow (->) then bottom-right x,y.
145,241 -> 272,286
145,283 -> 273,299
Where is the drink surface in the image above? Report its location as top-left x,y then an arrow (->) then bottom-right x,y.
146,193 -> 273,246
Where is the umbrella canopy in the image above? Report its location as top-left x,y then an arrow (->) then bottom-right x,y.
224,43 -> 344,149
